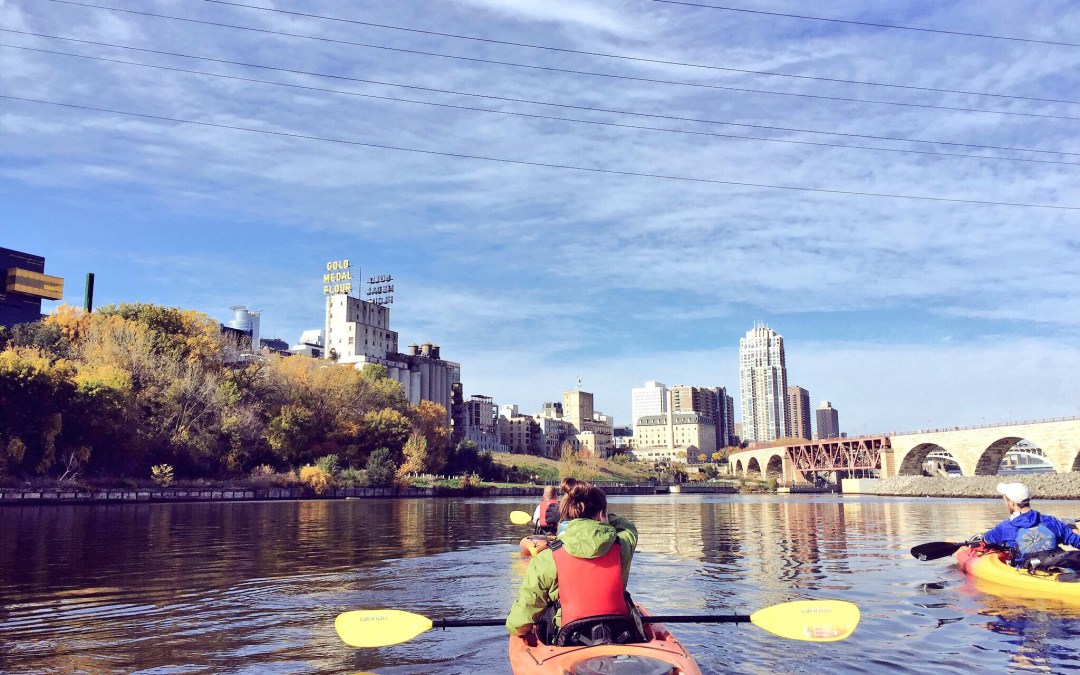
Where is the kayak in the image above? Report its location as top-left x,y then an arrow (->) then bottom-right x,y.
955,545 -> 1080,601
508,606 -> 701,674
519,535 -> 554,557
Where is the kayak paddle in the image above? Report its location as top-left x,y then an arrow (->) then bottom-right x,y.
509,510 -> 533,526
910,541 -> 969,561
335,599 -> 860,647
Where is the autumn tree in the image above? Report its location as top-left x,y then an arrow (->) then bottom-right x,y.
411,400 -> 450,474
398,432 -> 428,479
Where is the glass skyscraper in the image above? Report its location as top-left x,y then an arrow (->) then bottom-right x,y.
739,324 -> 790,443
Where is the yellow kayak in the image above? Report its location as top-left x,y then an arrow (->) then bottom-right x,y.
955,545 -> 1080,601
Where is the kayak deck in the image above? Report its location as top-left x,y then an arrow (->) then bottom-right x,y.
508,607 -> 701,675
519,535 -> 554,557
955,546 -> 1080,601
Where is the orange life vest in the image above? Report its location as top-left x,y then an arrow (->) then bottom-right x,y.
537,499 -> 560,527
552,542 -> 629,625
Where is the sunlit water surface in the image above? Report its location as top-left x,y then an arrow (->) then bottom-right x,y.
4,495 -> 1080,674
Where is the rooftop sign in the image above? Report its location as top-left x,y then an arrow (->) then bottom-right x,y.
323,259 -> 353,295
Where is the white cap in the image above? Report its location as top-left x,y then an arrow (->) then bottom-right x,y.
997,482 -> 1030,503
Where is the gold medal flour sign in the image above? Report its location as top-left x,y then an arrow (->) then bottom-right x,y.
323,259 -> 352,295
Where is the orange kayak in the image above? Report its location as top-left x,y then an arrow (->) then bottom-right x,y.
519,535 -> 554,557
508,607 -> 701,674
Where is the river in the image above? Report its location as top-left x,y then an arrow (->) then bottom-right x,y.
3,494 -> 1080,674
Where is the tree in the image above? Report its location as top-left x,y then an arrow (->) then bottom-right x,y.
9,321 -> 71,359
558,443 -> 589,481
266,404 -> 315,465
364,447 -> 397,487
412,400 -> 449,474
398,432 -> 428,478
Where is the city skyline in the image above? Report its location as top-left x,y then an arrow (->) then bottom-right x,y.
4,1 -> 1079,432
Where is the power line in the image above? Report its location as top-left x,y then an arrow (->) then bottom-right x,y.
8,42 -> 1079,169
651,0 -> 1080,49
3,93 -> 1078,211
5,29 -> 1075,161
197,0 -> 1080,108
37,0 -> 1080,122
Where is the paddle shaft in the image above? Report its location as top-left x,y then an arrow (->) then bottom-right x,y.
431,615 -> 751,628
645,614 -> 750,624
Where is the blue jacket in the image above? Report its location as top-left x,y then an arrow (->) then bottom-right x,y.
984,509 -> 1080,563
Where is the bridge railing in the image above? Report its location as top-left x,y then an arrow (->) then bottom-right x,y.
873,413 -> 1080,438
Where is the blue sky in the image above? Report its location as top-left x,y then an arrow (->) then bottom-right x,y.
3,0 -> 1080,434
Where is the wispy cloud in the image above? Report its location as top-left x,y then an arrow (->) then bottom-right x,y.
3,0 -> 1079,431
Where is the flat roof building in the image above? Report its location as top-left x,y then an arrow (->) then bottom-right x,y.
788,386 -> 812,440
0,247 -> 64,328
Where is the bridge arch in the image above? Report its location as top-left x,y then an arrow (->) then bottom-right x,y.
974,436 -> 1028,475
747,457 -> 761,478
765,454 -> 784,480
899,442 -> 952,476
734,458 -> 744,476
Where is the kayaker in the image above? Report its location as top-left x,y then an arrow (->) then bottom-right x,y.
532,486 -> 560,535
977,482 -> 1080,580
556,477 -> 578,535
506,481 -> 640,645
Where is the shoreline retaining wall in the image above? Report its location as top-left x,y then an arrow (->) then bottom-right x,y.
0,483 -> 735,505
842,474 -> 1080,499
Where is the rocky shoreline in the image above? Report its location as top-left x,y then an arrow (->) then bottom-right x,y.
858,474 -> 1080,499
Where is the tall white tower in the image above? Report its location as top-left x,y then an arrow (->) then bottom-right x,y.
739,324 -> 790,443
631,381 -> 667,429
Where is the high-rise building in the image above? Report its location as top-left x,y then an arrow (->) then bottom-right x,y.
816,401 -> 840,439
631,381 -> 667,429
711,386 -> 736,449
739,324 -> 790,443
670,385 -> 718,420
787,386 -> 812,440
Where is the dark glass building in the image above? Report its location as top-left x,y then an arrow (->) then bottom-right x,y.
0,247 -> 64,328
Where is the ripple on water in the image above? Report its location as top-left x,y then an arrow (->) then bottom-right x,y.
5,496 -> 1080,673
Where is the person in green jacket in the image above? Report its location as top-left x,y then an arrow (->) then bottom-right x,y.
505,481 -> 639,641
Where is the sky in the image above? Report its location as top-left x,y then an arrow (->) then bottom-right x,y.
2,0 -> 1080,435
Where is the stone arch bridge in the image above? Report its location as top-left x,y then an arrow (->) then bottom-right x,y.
729,417 -> 1080,482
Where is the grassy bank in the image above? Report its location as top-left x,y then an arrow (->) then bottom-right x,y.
489,452 -> 655,483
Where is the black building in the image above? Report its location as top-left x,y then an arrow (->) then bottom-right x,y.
0,247 -> 64,328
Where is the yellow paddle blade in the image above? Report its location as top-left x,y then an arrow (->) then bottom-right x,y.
750,600 -> 860,642
510,510 -> 533,525
335,609 -> 434,648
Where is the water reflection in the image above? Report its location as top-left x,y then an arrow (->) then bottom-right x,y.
4,495 -> 1080,673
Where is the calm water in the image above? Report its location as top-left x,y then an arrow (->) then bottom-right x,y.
4,495 -> 1080,674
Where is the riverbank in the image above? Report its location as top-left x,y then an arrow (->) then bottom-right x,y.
848,474 -> 1080,499
0,482 -> 739,505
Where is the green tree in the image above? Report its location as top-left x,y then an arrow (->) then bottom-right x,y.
266,404 -> 316,465
352,408 -> 411,464
0,348 -> 77,475
364,447 -> 397,487
9,322 -> 71,359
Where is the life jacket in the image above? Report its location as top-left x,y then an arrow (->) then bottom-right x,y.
551,541 -> 629,626
537,499 -> 560,527
1012,513 -> 1058,566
